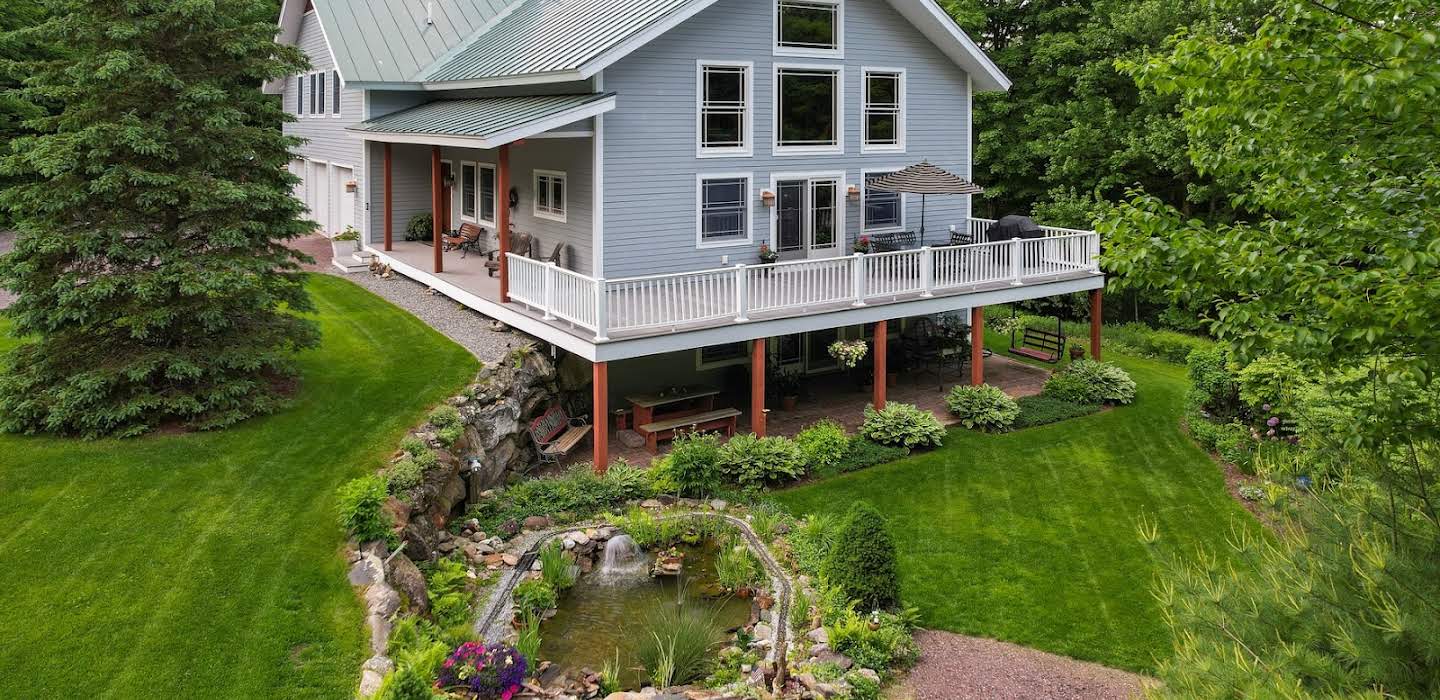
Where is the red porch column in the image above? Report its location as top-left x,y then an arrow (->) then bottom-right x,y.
1090,287 -> 1103,361
873,320 -> 888,409
383,143 -> 393,252
970,306 -> 985,386
751,338 -> 767,437
592,360 -> 609,473
430,145 -> 443,273
497,144 -> 511,302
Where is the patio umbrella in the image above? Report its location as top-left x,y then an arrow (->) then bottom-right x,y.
865,161 -> 983,244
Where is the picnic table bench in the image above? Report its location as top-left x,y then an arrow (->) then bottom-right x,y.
637,408 -> 741,454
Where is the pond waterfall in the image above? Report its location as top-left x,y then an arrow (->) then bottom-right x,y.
595,534 -> 646,581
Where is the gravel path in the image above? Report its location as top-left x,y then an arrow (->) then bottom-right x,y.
0,230 -> 14,310
907,631 -> 1153,700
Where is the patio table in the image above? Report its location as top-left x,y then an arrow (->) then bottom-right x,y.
625,386 -> 721,432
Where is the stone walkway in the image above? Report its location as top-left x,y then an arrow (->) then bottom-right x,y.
904,631 -> 1153,700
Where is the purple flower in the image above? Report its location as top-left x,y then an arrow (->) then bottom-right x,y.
435,642 -> 528,699
1266,417 -> 1280,427
1262,403 -> 1272,412
1266,429 -> 1276,437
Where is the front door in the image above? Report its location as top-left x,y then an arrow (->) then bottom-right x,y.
774,177 -> 842,261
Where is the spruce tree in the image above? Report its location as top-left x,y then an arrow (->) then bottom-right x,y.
825,501 -> 902,611
0,0 -> 319,437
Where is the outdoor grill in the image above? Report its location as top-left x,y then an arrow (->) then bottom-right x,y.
985,214 -> 1044,242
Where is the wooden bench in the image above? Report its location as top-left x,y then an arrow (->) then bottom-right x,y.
529,405 -> 592,464
637,408 -> 741,454
443,222 -> 489,258
1009,326 -> 1065,364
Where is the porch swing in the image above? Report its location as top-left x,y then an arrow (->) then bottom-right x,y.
1006,308 -> 1067,364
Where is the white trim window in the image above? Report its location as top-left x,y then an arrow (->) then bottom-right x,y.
775,0 -> 843,58
533,170 -> 567,222
478,163 -> 497,226
460,162 -> 477,221
774,65 -> 843,155
295,75 -> 305,116
862,169 -> 905,232
696,173 -> 752,247
696,341 -> 751,370
311,72 -> 325,115
696,61 -> 752,157
862,69 -> 904,151
331,70 -> 342,117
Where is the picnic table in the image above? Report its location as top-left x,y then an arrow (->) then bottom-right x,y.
625,385 -> 721,428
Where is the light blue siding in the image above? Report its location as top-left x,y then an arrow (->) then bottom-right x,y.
601,0 -> 972,278
283,11 -> 366,236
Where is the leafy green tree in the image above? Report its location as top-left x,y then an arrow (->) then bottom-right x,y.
0,0 -> 318,437
1103,0 -> 1440,378
824,501 -> 902,611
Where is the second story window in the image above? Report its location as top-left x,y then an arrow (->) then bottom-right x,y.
295,75 -> 305,116
776,0 -> 842,57
697,174 -> 751,247
697,62 -> 751,157
534,170 -> 567,223
775,66 -> 842,154
332,70 -> 341,117
863,70 -> 903,151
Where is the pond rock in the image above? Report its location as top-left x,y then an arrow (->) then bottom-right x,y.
386,553 -> 429,616
523,515 -> 553,530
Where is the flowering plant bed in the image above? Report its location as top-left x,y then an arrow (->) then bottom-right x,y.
436,642 -> 527,699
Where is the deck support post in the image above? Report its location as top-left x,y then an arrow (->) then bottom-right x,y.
751,338 -> 766,437
592,361 -> 608,474
430,146 -> 442,273
383,143 -> 392,252
1090,287 -> 1103,361
498,144 -> 511,303
873,320 -> 888,410
970,306 -> 985,386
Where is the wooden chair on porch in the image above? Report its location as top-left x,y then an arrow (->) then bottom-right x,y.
485,228 -> 533,277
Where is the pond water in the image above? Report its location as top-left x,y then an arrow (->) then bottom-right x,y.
537,538 -> 754,689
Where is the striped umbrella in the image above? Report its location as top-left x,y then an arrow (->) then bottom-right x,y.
865,161 -> 983,242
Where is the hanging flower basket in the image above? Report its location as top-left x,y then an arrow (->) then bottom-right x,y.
828,339 -> 868,369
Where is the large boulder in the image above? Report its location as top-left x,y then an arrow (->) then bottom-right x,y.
386,553 -> 430,615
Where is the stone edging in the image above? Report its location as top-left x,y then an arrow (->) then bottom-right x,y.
471,510 -> 795,693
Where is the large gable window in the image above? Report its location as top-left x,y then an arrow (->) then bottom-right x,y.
697,62 -> 751,157
862,69 -> 904,151
776,0 -> 841,56
775,67 -> 842,154
697,174 -> 751,247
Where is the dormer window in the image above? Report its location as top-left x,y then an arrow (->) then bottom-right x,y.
776,0 -> 842,58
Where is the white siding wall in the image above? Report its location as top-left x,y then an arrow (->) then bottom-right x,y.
281,10 -> 365,236
602,0 -> 973,278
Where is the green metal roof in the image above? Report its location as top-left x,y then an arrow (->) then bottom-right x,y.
312,0 -> 510,84
424,0 -> 704,84
348,93 -> 616,145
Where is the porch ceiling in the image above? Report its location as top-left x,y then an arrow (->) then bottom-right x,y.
348,93 -> 616,148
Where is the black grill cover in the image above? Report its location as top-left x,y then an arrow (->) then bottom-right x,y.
985,215 -> 1043,242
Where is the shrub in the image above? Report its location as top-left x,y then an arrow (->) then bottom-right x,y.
1012,395 -> 1101,429
434,642 -> 527,699
404,212 -> 434,241
427,404 -> 463,447
824,501 -> 901,610
1101,322 -> 1211,364
1236,353 -> 1308,415
465,463 -> 653,534
945,384 -> 1020,431
1214,421 -> 1257,474
398,435 -> 427,458
827,607 -> 919,673
637,604 -> 723,687
718,433 -> 807,488
795,420 -> 850,474
828,438 -> 908,476
666,431 -> 725,497
387,458 -> 424,495
845,669 -> 881,700
1186,346 -> 1240,416
1044,360 -> 1136,405
512,579 -> 558,617
427,556 -> 474,628
859,403 -> 945,449
336,475 -> 393,545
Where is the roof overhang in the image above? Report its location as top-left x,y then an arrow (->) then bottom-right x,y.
347,93 -> 617,149
886,0 -> 1009,92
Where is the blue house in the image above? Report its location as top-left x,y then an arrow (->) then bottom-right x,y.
269,0 -> 1105,465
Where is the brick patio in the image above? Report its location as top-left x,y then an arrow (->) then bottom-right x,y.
573,353 -> 1051,469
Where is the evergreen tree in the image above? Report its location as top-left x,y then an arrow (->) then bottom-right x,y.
824,501 -> 902,611
0,0 -> 319,437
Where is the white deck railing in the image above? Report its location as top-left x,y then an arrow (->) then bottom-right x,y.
507,231 -> 1099,341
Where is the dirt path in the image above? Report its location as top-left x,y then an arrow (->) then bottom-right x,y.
905,631 -> 1154,700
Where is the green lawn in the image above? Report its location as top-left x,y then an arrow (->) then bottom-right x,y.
773,348 -> 1258,673
0,275 -> 478,698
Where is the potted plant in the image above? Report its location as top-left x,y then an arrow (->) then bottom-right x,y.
772,366 -> 802,411
1069,345 -> 1086,361
331,225 -> 360,259
828,339 -> 868,369
757,244 -> 778,265
853,236 -> 872,254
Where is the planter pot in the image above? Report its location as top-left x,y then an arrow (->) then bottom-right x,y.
1069,346 -> 1086,361
331,239 -> 358,260
781,395 -> 798,411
